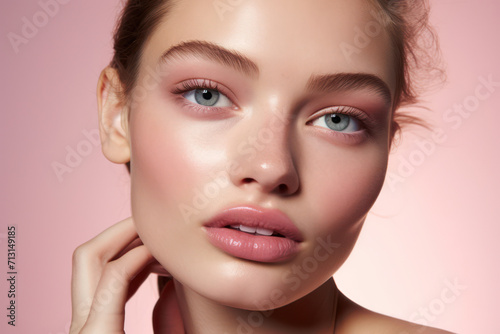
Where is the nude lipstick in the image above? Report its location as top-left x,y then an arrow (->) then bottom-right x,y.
202,206 -> 303,263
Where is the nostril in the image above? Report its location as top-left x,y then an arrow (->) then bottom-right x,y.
241,178 -> 288,193
278,184 -> 288,193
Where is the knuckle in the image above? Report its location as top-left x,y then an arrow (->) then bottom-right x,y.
72,241 -> 106,268
72,244 -> 90,264
72,249 -> 99,277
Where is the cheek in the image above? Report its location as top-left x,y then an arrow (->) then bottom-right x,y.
129,97 -> 223,217
126,102 -> 232,276
286,142 -> 388,291
128,104 -> 204,258
302,142 -> 388,235
130,120 -> 191,214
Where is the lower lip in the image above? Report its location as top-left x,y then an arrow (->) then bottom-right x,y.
204,227 -> 300,263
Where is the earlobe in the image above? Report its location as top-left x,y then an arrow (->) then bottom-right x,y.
97,67 -> 131,164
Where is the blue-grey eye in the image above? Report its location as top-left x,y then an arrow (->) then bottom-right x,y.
195,89 -> 219,106
311,112 -> 361,133
184,88 -> 232,108
325,114 -> 350,131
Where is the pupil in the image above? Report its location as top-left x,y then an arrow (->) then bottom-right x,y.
330,114 -> 341,124
202,90 -> 213,100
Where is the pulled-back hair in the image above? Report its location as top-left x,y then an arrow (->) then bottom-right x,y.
368,0 -> 444,143
110,0 -> 443,173
107,0 -> 443,291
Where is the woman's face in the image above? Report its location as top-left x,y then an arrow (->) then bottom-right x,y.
128,0 -> 395,309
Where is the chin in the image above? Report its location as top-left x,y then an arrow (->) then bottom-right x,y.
193,277 -> 297,311
168,250 -> 341,311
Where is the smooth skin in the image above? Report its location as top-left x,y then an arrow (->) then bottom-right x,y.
69,217 -> 452,333
70,0 -> 454,333
69,217 -> 184,333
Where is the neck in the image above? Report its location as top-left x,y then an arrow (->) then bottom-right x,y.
172,277 -> 339,334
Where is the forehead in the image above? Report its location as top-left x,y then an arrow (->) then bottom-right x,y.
141,0 -> 396,96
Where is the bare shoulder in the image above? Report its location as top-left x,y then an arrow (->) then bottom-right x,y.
334,292 -> 455,334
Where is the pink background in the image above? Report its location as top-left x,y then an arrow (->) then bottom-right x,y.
1,1 -> 499,333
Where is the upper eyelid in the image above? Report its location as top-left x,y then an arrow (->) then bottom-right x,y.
171,80 -> 378,130
158,41 -> 392,108
172,78 -> 220,93
308,106 -> 375,129
171,78 -> 240,107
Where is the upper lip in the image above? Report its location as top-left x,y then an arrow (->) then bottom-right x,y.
203,205 -> 304,242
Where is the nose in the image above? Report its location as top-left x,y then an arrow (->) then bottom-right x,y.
227,111 -> 300,196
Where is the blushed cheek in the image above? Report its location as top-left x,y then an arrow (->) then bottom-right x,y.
296,147 -> 388,279
309,147 -> 388,233
127,109 -> 202,249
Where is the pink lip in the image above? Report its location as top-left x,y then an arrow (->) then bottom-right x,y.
202,205 -> 303,263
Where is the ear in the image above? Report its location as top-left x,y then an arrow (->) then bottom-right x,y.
97,67 -> 131,164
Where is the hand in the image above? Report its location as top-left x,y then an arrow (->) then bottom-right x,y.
69,216 -> 185,334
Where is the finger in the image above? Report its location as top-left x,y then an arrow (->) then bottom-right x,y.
84,216 -> 139,263
153,280 -> 185,334
125,259 -> 162,301
110,234 -> 145,261
70,217 -> 139,331
82,244 -> 155,332
121,259 -> 171,303
70,265 -> 152,334
147,259 -> 171,277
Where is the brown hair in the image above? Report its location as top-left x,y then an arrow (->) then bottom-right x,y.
107,0 -> 443,291
368,0 -> 444,145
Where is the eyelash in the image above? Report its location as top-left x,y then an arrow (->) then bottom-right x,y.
307,105 -> 373,136
316,105 -> 370,125
171,80 -> 374,143
172,78 -> 221,94
171,79 -> 237,115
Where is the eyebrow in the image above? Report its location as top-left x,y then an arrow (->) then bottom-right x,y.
158,40 -> 259,76
158,40 -> 392,106
305,73 -> 393,107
